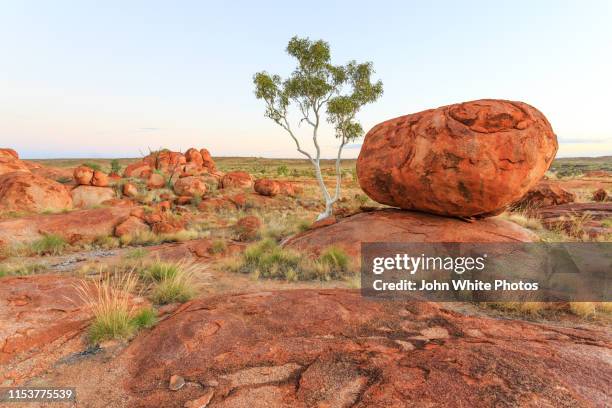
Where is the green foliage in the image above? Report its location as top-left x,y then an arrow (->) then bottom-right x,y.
210,239 -> 227,254
318,246 -> 349,273
276,165 -> 289,176
131,307 -> 157,329
253,36 -> 383,143
110,159 -> 122,174
31,234 -> 67,256
0,262 -> 46,278
124,248 -> 148,260
82,161 -> 102,171
144,261 -> 180,282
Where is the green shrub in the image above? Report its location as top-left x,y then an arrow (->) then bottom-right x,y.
318,247 -> 349,273
144,261 -> 180,282
110,159 -> 121,174
31,234 -> 67,256
210,239 -> 227,254
82,161 -> 102,171
276,165 -> 289,176
131,307 -> 157,329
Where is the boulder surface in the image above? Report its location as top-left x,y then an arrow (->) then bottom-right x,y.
0,171 -> 72,213
285,209 -> 536,258
357,99 -> 558,217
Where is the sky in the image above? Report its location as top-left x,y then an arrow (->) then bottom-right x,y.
1,0 -> 611,159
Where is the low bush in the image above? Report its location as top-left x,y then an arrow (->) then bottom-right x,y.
145,260 -> 198,304
31,234 -> 67,256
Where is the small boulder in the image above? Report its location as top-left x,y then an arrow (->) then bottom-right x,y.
185,148 -> 204,166
592,188 -> 608,202
74,166 -> 94,185
123,182 -> 139,198
174,176 -> 207,197
147,173 -> 166,189
124,162 -> 152,178
200,148 -> 216,172
234,215 -> 262,241
221,171 -> 253,189
168,374 -> 185,391
254,179 -> 280,196
512,181 -> 575,209
92,170 -> 109,187
71,186 -> 115,208
0,172 -> 72,213
114,216 -> 150,237
198,197 -> 235,212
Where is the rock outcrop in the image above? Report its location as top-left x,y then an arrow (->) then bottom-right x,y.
286,209 -> 536,258
173,176 -> 207,197
254,179 -> 300,197
123,148 -> 218,179
0,150 -> 31,176
0,171 -> 72,213
357,100 -> 558,217
123,289 -> 611,407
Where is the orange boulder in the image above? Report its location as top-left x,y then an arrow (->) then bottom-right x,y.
115,216 -> 151,237
254,178 -> 281,196
200,148 -> 216,171
73,166 -> 94,185
124,161 -> 152,178
234,215 -> 262,241
221,171 -> 253,189
185,148 -> 204,166
0,171 -> 72,213
0,148 -> 19,160
123,182 -> 139,198
357,99 -> 558,217
173,176 -> 207,197
91,170 -> 109,187
147,173 -> 166,189
0,157 -> 31,176
592,188 -> 608,202
71,185 -> 115,208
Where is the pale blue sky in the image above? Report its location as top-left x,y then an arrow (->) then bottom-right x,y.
1,0 -> 611,158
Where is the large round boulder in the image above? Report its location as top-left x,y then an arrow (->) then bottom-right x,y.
173,176 -> 207,197
0,171 -> 72,213
221,171 -> 253,189
357,100 -> 558,217
285,209 -> 536,258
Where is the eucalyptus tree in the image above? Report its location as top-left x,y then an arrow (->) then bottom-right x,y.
253,36 -> 383,220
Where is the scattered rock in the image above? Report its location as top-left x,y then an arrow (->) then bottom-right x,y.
592,188 -> 608,202
221,171 -> 253,189
357,99 -> 558,217
174,176 -> 207,197
123,182 -> 139,198
147,173 -> 166,189
114,216 -> 151,237
74,166 -> 94,185
92,170 -> 109,187
254,179 -> 280,196
234,215 -> 262,241
169,374 -> 185,391
512,181 -> 575,209
0,171 -> 72,213
285,209 -> 536,258
71,185 -> 115,208
124,162 -> 152,178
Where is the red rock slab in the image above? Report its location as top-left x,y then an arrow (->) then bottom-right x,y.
0,171 -> 73,213
0,274 -> 91,385
0,206 -> 131,247
285,209 -> 536,258
123,289 -> 611,407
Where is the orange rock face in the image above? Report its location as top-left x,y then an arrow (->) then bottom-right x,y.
200,148 -> 216,172
124,289 -> 611,408
0,157 -> 31,176
124,161 -> 153,178
357,100 -> 558,217
0,171 -> 72,213
123,182 -> 139,198
285,209 -> 536,258
0,148 -> 19,160
221,171 -> 253,189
